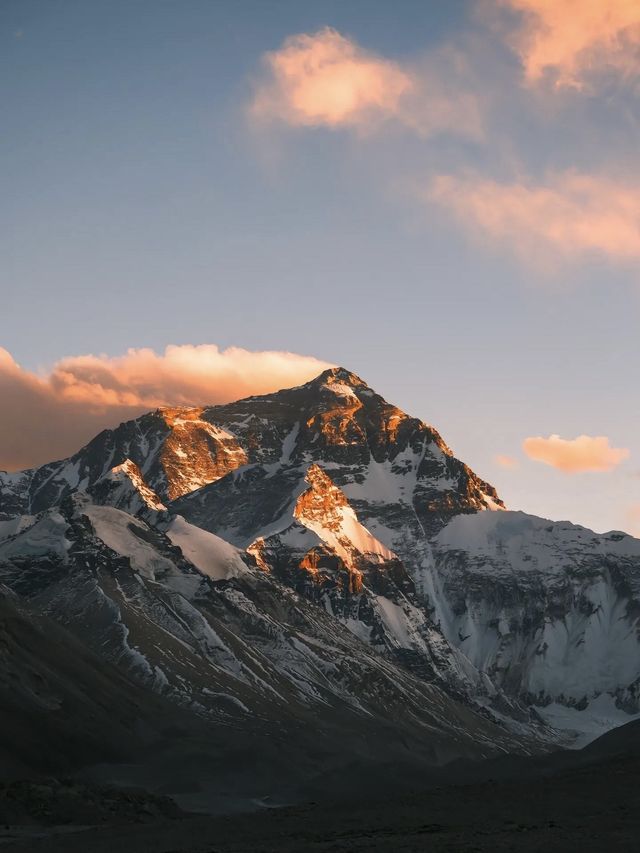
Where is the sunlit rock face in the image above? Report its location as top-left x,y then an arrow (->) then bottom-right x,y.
88,459 -> 166,514
2,366 -> 640,742
158,407 -> 248,500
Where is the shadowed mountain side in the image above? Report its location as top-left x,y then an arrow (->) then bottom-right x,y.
0,587 -> 189,778
0,587 -> 512,813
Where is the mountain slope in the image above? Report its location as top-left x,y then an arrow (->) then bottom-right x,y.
0,585 -> 186,778
0,495 -> 529,778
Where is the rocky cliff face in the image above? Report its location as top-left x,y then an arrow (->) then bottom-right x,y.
1,367 -> 639,743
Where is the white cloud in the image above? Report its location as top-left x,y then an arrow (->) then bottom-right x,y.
523,433 -> 630,473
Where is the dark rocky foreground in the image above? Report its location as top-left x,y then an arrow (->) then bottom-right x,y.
0,780 -> 182,833
2,726 -> 639,853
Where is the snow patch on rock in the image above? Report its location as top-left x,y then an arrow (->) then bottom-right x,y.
165,515 -> 248,581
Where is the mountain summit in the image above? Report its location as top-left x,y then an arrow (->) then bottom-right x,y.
288,364 -> 369,387
0,366 -> 503,518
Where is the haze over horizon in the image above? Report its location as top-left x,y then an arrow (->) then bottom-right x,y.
2,0 -> 639,536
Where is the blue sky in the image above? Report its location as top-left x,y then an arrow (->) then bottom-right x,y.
1,0 -> 639,534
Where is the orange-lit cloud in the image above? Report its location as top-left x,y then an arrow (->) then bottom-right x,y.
250,27 -> 483,138
626,504 -> 640,536
495,454 -> 519,469
498,0 -> 640,87
0,345 -> 331,471
428,171 -> 640,264
251,27 -> 411,128
522,433 -> 630,473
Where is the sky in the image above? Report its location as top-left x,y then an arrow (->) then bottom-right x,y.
1,0 -> 639,535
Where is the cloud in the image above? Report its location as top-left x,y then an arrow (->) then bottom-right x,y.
250,27 -> 411,129
498,0 -> 640,88
495,454 -> 519,469
0,345 -> 331,471
428,171 -> 640,265
626,504 -> 640,536
249,27 -> 483,138
522,433 -> 630,473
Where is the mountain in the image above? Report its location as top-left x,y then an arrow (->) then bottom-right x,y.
1,365 -> 639,775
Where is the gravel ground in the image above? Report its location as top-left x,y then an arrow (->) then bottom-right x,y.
1,751 -> 639,852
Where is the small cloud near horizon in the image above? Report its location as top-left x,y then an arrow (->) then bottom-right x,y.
522,433 -> 630,474
627,504 -> 640,536
495,454 -> 519,469
0,345 -> 332,471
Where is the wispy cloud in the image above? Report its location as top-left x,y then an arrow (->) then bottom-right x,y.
428,171 -> 640,265
249,27 -> 483,139
495,454 -> 519,469
0,345 -> 331,471
248,20 -> 639,276
522,433 -> 630,473
496,0 -> 640,88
